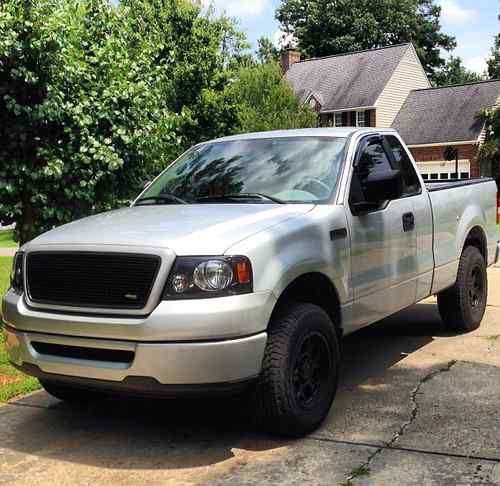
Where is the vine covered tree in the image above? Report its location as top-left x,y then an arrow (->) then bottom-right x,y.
0,0 -> 238,244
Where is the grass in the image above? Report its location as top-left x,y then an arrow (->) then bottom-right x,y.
0,229 -> 18,248
0,256 -> 40,402
339,465 -> 371,486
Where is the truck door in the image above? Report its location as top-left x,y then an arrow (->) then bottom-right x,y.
346,135 -> 418,330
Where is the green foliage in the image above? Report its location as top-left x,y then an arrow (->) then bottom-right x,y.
276,0 -> 456,82
479,106 -> 500,179
257,37 -> 279,64
228,62 -> 317,133
0,0 -> 239,244
433,56 -> 482,87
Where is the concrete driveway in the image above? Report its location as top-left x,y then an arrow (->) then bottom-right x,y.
2,268 -> 500,485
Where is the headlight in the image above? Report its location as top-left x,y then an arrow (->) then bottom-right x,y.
163,256 -> 253,299
10,252 -> 24,293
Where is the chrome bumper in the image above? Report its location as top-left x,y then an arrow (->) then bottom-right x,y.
4,325 -> 267,386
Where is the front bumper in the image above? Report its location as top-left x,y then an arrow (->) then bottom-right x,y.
4,324 -> 267,388
2,289 -> 275,389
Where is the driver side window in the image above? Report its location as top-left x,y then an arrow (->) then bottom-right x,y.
349,138 -> 393,205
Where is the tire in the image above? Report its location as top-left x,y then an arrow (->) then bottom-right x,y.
256,303 -> 340,437
40,379 -> 103,403
437,246 -> 488,333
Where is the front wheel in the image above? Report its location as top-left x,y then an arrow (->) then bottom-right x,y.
256,303 -> 340,437
437,246 -> 488,332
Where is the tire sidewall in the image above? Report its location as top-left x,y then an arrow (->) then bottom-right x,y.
281,305 -> 339,433
459,247 -> 487,328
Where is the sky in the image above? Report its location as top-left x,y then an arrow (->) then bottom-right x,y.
201,0 -> 499,74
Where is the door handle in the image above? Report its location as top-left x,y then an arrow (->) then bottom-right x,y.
330,228 -> 348,241
402,212 -> 415,232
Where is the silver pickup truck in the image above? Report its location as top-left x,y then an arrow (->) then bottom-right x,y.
3,128 -> 499,437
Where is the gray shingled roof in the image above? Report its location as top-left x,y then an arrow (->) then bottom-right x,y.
392,80 -> 500,145
285,44 -> 411,111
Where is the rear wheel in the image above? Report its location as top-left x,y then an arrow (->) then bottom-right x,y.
437,246 -> 487,332
256,303 -> 339,437
40,379 -> 103,403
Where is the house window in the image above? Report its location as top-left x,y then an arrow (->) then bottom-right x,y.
334,112 -> 343,127
460,172 -> 469,179
356,111 -> 367,127
422,174 -> 429,180
440,173 -> 449,179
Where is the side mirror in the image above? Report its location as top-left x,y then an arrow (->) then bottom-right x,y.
352,169 -> 403,214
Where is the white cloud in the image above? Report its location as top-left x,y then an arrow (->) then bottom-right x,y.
201,0 -> 270,17
464,55 -> 488,75
438,0 -> 478,25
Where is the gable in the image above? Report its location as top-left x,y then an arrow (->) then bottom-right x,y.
375,45 -> 431,127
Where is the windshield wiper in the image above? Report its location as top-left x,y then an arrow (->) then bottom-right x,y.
135,194 -> 188,205
196,193 -> 285,204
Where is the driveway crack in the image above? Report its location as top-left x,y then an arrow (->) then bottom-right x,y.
340,360 -> 458,485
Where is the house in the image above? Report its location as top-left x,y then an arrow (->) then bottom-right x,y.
282,44 -> 500,179
283,43 -> 430,129
392,80 -> 500,179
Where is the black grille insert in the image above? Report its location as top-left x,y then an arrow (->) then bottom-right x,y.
31,342 -> 134,364
27,252 -> 161,309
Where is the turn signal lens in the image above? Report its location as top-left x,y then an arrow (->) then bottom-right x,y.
235,260 -> 251,284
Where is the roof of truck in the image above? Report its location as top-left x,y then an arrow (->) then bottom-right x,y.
211,127 -> 396,143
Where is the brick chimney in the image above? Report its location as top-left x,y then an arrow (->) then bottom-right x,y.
281,48 -> 301,73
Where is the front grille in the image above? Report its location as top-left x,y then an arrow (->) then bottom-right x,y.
31,342 -> 134,364
26,252 -> 161,310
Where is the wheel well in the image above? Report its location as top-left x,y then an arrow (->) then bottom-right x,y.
464,226 -> 487,261
272,273 -> 343,340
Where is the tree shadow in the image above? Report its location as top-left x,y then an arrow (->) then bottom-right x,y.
2,302 -> 453,471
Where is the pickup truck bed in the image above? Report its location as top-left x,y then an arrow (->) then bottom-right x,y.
425,178 -> 494,191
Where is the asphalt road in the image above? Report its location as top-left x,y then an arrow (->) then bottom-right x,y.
1,268 -> 500,485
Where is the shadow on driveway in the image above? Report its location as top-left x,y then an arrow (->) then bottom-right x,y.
1,302 -> 453,472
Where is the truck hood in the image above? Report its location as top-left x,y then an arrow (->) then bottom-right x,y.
26,204 -> 314,255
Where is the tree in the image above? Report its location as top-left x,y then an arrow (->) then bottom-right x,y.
479,106 -> 500,180
227,62 -> 317,133
487,31 -> 500,79
0,0 -> 239,244
433,56 -> 482,86
276,0 -> 456,82
256,37 -> 279,64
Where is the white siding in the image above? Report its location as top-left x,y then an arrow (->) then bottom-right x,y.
375,45 -> 430,127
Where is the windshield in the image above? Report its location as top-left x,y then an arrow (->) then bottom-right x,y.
137,136 -> 348,204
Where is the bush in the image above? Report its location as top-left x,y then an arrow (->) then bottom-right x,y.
229,62 -> 317,133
